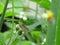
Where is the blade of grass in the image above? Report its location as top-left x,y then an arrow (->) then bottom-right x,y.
7,0 -> 15,45
0,0 -> 9,31
46,0 -> 58,45
55,0 -> 60,45
56,13 -> 60,45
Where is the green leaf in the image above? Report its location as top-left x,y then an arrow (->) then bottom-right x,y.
20,41 -> 36,45
31,31 -> 41,39
11,38 -> 21,45
31,0 -> 40,3
46,0 -> 58,45
56,14 -> 60,45
0,33 -> 6,45
0,3 -> 4,14
39,0 -> 51,10
5,10 -> 18,17
31,0 -> 51,10
55,0 -> 60,45
11,40 -> 36,45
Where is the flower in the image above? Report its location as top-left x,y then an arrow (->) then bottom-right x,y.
41,11 -> 53,22
42,13 -> 48,19
19,15 -> 23,18
20,12 -> 24,15
23,16 -> 27,21
47,11 -> 53,22
42,38 -> 46,45
49,0 -> 52,2
13,30 -> 16,33
16,24 -> 19,27
7,3 -> 12,8
47,11 -> 53,19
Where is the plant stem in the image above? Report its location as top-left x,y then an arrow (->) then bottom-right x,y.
35,3 -> 38,19
7,0 -> 14,45
0,0 -> 9,31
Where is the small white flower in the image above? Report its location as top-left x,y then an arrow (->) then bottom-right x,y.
20,12 -> 24,15
49,0 -> 52,2
42,38 -> 46,45
42,13 -> 48,19
7,3 -> 12,8
13,30 -> 16,33
22,32 -> 24,34
23,16 -> 27,21
19,15 -> 23,18
43,38 -> 46,42
16,24 -> 19,27
42,42 -> 44,45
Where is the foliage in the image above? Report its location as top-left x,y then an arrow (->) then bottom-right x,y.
31,0 -> 51,10
0,0 -> 59,45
